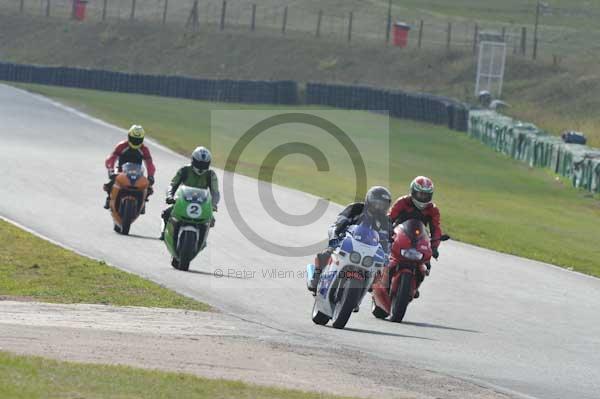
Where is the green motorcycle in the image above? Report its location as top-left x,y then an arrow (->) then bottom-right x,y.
164,185 -> 214,271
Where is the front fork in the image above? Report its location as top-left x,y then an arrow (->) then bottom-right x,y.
386,262 -> 427,296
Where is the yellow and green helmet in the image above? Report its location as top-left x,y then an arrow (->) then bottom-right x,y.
128,125 -> 145,149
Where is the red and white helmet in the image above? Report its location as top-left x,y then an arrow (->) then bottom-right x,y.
410,176 -> 434,210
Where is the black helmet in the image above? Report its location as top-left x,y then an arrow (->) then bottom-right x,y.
364,186 -> 392,217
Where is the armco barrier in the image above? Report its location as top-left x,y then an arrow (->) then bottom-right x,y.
305,83 -> 469,132
0,62 -> 469,131
469,110 -> 600,194
0,62 -> 299,105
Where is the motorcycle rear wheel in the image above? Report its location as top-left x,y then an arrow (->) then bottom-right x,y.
389,274 -> 412,322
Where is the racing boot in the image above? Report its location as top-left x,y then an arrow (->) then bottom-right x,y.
308,249 -> 332,293
211,206 -> 217,227
103,181 -> 112,210
141,195 -> 151,215
159,209 -> 169,240
414,263 -> 429,299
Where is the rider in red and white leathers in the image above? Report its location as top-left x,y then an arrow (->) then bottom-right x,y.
103,125 -> 156,209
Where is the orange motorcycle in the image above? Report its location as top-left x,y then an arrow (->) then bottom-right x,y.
109,163 -> 150,235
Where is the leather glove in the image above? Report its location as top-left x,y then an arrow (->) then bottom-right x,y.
334,223 -> 347,237
432,247 -> 439,260
166,196 -> 175,205
107,170 -> 116,180
148,176 -> 155,186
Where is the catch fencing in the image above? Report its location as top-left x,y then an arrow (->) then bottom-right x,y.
469,111 -> 600,194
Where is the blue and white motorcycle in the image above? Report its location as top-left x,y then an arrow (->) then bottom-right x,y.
306,220 -> 386,329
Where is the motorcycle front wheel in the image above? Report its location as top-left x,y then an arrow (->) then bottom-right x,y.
119,199 -> 137,235
177,230 -> 197,272
389,273 -> 413,322
331,277 -> 362,329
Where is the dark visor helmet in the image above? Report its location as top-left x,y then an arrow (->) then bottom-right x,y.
364,186 -> 392,217
191,146 -> 212,174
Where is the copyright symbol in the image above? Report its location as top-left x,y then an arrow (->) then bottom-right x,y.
214,269 -> 223,278
221,112 -> 368,257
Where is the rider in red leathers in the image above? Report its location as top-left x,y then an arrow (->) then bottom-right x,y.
388,176 -> 442,296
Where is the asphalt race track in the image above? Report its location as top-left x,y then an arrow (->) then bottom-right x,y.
1,84 -> 599,399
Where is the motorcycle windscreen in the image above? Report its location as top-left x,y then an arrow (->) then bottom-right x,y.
347,222 -> 380,246
121,162 -> 145,177
178,186 -> 210,203
398,219 -> 428,242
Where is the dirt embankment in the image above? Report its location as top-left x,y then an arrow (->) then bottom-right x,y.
0,13 -> 598,145
0,14 -> 472,90
0,300 -> 511,399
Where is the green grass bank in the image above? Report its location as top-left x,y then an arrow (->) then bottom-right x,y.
0,351 -> 354,399
0,218 -> 209,310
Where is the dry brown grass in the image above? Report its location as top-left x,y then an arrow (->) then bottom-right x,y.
0,14 -> 598,146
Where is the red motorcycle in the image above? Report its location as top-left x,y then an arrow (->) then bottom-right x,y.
371,219 -> 449,322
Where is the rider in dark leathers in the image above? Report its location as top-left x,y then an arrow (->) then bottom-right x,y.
308,186 -> 392,293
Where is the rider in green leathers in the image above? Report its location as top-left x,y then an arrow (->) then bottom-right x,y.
160,146 -> 220,240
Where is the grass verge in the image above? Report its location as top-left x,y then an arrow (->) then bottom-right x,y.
0,218 -> 209,310
0,351 -> 352,399
11,83 -> 600,277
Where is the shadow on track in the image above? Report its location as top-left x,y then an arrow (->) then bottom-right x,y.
342,327 -> 435,341
128,234 -> 161,241
402,321 -> 480,333
185,269 -> 249,279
